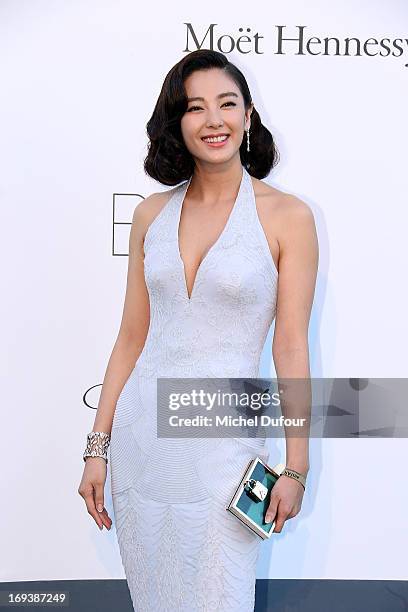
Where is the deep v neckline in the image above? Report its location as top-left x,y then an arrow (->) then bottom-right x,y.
176,166 -> 246,302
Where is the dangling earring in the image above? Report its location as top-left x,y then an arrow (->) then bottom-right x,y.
246,128 -> 250,152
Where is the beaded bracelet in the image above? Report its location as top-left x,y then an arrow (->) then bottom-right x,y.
83,431 -> 111,464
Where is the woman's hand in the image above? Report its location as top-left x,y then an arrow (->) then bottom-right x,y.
265,475 -> 305,532
78,458 -> 113,531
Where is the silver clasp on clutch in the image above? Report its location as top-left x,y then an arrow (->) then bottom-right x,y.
244,478 -> 268,502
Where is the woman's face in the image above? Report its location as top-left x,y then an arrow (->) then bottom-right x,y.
180,67 -> 253,166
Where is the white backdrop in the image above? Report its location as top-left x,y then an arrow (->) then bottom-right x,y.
1,0 -> 407,582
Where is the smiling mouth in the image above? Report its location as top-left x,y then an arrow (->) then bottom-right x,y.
201,134 -> 230,143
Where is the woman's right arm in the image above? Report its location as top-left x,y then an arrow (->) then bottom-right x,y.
90,187 -> 177,435
91,201 -> 151,436
78,189 -> 171,530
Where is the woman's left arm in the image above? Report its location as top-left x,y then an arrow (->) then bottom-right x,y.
265,194 -> 319,531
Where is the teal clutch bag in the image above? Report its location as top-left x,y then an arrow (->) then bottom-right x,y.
226,457 -> 285,539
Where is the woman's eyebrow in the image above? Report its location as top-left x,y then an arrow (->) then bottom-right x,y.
187,92 -> 239,102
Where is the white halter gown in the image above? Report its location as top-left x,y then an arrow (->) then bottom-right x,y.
109,165 -> 279,611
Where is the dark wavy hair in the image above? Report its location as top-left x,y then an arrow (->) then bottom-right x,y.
144,49 -> 280,185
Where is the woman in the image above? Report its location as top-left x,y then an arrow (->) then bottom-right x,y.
78,49 -> 318,611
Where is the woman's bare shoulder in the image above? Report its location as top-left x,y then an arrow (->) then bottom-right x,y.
250,176 -> 317,270
132,185 -> 180,235
252,176 -> 314,222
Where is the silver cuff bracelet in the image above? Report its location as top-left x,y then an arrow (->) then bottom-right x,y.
83,431 -> 111,464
